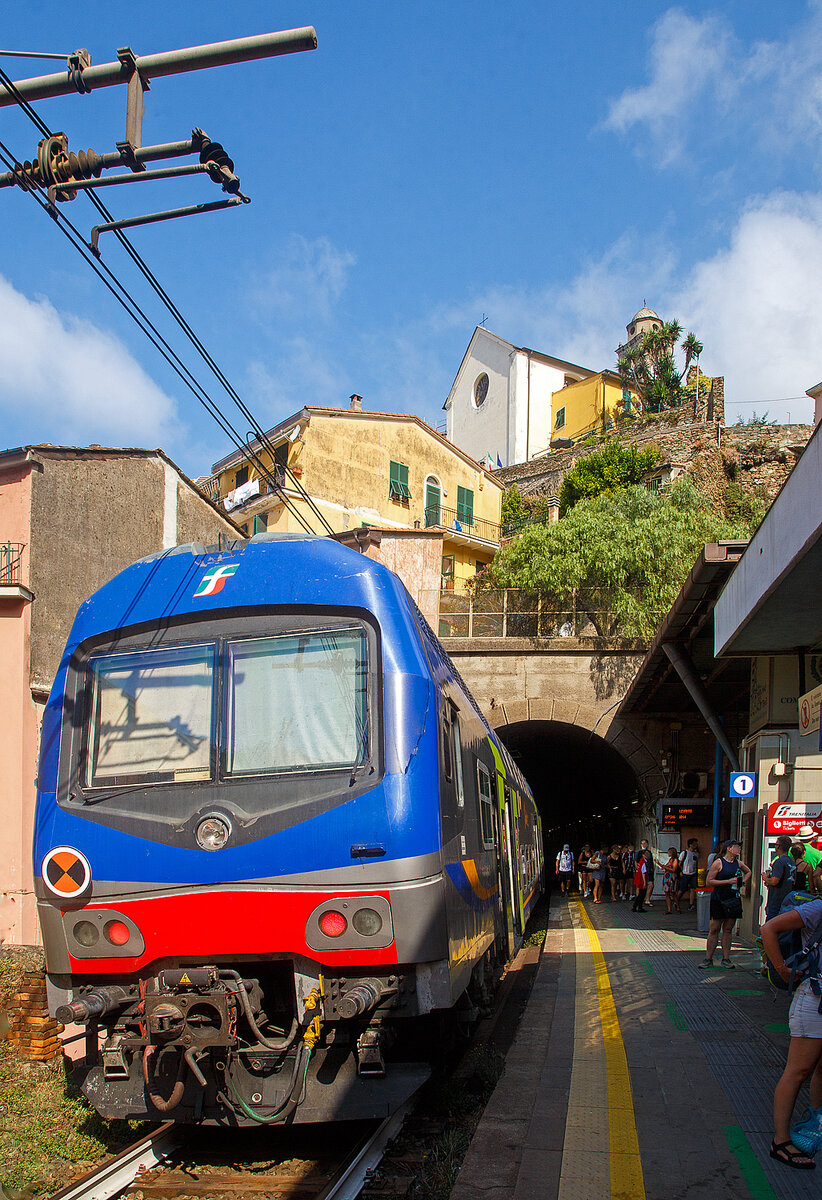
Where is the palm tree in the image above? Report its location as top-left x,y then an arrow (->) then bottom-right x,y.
617,319 -> 703,413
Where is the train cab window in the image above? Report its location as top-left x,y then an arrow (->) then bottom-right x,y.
87,644 -> 215,787
477,760 -> 495,848
225,627 -> 368,775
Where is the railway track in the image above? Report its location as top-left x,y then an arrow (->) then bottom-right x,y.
47,1096 -> 419,1200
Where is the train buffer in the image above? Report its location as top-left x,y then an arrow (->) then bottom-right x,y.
451,896 -> 813,1200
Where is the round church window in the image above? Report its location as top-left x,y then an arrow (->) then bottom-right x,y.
474,373 -> 489,408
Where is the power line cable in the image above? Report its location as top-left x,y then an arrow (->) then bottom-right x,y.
0,77 -> 321,535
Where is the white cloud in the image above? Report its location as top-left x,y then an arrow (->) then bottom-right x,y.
0,275 -> 181,446
251,235 -> 356,320
603,4 -> 822,168
603,9 -> 731,163
674,193 -> 822,419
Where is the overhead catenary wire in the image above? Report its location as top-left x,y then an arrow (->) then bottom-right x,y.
0,65 -> 334,535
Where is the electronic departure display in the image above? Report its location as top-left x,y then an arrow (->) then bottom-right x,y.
661,803 -> 712,829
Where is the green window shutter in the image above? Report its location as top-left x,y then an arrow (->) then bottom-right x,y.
389,461 -> 411,500
456,486 -> 473,525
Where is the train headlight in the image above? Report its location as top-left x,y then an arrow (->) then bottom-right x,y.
319,911 -> 347,937
352,908 -> 383,936
73,920 -> 99,947
104,920 -> 131,946
196,815 -> 231,851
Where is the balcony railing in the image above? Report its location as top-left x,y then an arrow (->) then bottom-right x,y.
438,588 -> 663,639
0,543 -> 25,586
425,505 -> 500,544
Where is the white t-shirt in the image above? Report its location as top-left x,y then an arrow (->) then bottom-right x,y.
680,849 -> 698,875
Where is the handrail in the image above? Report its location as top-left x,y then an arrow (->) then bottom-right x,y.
425,505 -> 500,543
0,542 -> 24,585
437,587 -> 664,639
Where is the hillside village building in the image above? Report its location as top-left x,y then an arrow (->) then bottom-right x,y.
204,399 -> 504,593
444,325 -> 637,468
0,445 -> 242,947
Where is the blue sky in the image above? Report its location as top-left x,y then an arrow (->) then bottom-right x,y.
1,1 -> 820,477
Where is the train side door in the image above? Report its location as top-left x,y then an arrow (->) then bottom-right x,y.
500,783 -> 519,956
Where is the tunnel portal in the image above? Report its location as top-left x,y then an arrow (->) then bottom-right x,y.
496,719 -> 641,859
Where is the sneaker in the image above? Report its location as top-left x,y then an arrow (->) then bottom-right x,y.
720,959 -> 736,969
698,958 -> 713,969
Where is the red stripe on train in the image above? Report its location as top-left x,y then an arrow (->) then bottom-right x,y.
65,889 -> 397,973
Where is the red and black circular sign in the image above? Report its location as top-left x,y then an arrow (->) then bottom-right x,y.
41,847 -> 92,899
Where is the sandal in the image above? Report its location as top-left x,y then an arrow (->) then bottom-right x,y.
770,1140 -> 816,1169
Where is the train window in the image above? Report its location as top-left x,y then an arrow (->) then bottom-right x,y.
442,703 -> 453,781
86,644 -> 215,787
452,711 -> 465,807
225,627 -> 368,775
477,761 -> 495,848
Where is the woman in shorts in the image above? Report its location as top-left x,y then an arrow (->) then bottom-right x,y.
761,897 -> 822,1170
577,845 -> 592,898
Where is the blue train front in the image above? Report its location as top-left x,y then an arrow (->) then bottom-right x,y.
33,534 -> 542,1124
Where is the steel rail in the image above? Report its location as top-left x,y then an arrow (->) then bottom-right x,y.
317,1096 -> 420,1200
46,1121 -> 184,1200
0,28 -> 317,106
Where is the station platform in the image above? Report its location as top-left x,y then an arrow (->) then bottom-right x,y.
451,894 -> 819,1200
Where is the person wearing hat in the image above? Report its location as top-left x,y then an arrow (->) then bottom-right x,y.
797,826 -> 822,878
556,844 -> 574,895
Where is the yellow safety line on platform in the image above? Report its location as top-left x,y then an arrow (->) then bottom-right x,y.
574,900 -> 646,1200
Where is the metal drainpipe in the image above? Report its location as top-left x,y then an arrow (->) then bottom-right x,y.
525,349 -> 532,462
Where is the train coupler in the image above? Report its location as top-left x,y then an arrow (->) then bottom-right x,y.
356,1027 -> 385,1077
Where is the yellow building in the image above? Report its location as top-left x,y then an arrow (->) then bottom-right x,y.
203,398 -> 504,591
547,370 -> 637,446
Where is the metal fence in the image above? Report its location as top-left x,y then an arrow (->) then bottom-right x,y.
425,505 -> 500,544
0,542 -> 24,585
437,588 -> 661,639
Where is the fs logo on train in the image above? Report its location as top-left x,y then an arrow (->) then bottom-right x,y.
193,563 -> 239,598
41,847 -> 92,898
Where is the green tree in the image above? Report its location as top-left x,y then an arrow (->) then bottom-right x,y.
559,438 -> 661,515
484,478 -> 762,638
501,484 -> 529,532
734,410 -> 777,426
618,321 -> 704,412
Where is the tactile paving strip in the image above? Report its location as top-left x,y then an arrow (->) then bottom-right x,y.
609,917 -> 819,1199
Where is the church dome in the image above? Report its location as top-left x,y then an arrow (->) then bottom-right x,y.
626,306 -> 662,341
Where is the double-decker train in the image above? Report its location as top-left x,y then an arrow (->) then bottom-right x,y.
33,534 -> 542,1124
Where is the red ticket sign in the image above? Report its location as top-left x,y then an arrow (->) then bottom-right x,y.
766,802 -> 822,836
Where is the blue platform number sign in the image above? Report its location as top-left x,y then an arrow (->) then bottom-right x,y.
730,772 -> 757,799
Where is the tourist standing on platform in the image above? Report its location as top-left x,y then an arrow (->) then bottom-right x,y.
791,843 -> 816,894
700,840 -> 752,968
577,844 -> 592,898
797,827 -> 822,890
662,848 -> 682,914
589,847 -> 607,903
678,838 -> 700,911
632,850 -> 650,912
607,845 -> 623,901
556,845 -> 575,895
638,838 -> 656,906
763,836 -> 796,921
761,896 -> 822,1171
622,844 -> 636,901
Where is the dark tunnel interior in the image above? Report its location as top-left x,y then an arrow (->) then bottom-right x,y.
496,720 -> 641,862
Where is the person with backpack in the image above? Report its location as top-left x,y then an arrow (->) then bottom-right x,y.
763,836 -> 797,921
678,838 -> 700,911
761,896 -> 822,1170
555,845 -> 574,895
699,839 -> 751,968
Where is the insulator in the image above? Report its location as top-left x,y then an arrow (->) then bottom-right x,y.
68,149 -> 103,181
198,139 -> 234,174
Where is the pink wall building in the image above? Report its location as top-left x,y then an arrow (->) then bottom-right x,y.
0,445 -> 242,947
